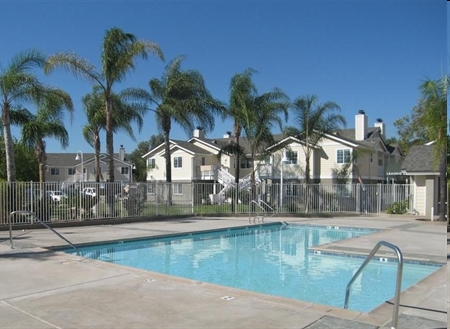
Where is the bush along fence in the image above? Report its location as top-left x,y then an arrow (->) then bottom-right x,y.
0,181 -> 412,227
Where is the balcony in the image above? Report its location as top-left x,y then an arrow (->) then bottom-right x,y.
257,164 -> 273,179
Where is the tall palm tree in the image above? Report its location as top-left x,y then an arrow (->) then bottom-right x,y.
284,95 -> 346,184
419,76 -> 448,221
149,56 -> 225,184
240,88 -> 290,187
45,27 -> 163,182
20,89 -> 73,183
0,49 -> 48,182
82,86 -> 147,182
220,69 -> 257,187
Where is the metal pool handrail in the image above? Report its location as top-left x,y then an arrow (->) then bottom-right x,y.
344,240 -> 403,329
248,200 -> 266,223
9,211 -> 78,253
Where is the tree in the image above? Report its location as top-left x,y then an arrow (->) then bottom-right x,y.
418,76 -> 448,221
20,89 -> 73,183
149,133 -> 164,150
0,49 -> 48,182
45,27 -> 163,182
240,88 -> 290,188
219,69 -> 257,187
149,56 -> 225,184
128,140 -> 151,183
218,70 -> 289,210
392,104 -> 428,154
81,86 -> 147,182
0,136 -> 38,182
284,95 -> 346,184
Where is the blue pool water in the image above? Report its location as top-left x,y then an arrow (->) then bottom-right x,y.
64,224 -> 441,312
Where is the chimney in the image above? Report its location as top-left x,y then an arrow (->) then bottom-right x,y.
374,118 -> 385,138
223,131 -> 232,138
119,145 -> 125,161
193,126 -> 205,138
355,110 -> 367,141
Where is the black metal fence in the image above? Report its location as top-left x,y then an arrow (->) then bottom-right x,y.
0,181 -> 412,227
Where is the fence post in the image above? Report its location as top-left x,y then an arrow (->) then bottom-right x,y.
377,183 -> 381,214
356,184 -> 360,213
191,182 -> 194,215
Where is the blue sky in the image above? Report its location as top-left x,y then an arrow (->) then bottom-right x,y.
0,1 -> 447,155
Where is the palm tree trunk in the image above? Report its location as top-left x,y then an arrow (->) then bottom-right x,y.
2,106 -> 16,182
36,140 -> 47,183
94,132 -> 101,182
163,122 -> 172,206
105,96 -> 114,182
105,95 -> 115,216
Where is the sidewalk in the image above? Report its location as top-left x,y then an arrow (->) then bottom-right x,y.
0,215 -> 447,329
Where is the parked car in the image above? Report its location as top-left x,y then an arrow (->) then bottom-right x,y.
81,187 -> 96,197
47,191 -> 68,202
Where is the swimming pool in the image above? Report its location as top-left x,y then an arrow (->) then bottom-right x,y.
64,223 -> 441,312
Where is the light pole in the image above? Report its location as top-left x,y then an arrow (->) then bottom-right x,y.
280,155 -> 289,212
75,150 -> 83,220
131,163 -> 136,183
75,150 -> 84,182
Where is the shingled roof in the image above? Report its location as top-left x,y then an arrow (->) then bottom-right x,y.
401,144 -> 439,173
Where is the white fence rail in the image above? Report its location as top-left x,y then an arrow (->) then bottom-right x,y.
0,182 -> 412,227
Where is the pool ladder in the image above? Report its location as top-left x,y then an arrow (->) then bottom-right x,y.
9,210 -> 78,254
248,200 -> 274,224
344,240 -> 403,329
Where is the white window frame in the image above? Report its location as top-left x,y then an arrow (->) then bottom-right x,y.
240,158 -> 252,169
148,158 -> 156,169
121,167 -> 129,175
50,168 -> 59,175
147,183 -> 156,194
174,156 -> 183,168
336,149 -> 351,164
285,150 -> 298,165
68,168 -> 76,175
173,183 -> 183,195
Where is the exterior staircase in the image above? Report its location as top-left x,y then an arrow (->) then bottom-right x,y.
213,167 -> 260,204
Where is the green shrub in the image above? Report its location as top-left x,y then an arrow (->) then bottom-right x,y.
386,200 -> 409,214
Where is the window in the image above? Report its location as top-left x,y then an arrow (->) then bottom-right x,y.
68,168 -> 76,175
336,149 -> 351,164
121,167 -> 129,175
285,184 -> 292,196
147,183 -> 156,194
240,158 -> 252,169
378,158 -> 383,166
50,168 -> 59,175
285,151 -> 298,164
201,157 -> 206,166
174,157 -> 183,168
148,158 -> 156,169
173,183 -> 183,195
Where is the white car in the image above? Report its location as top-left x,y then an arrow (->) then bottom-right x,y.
81,187 -> 96,197
47,191 -> 68,202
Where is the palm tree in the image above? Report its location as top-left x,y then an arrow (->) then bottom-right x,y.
20,89 -> 73,184
284,95 -> 346,184
240,88 -> 290,188
220,69 -> 257,187
419,76 -> 448,221
45,27 -> 163,182
149,56 -> 225,184
0,49 -> 48,182
82,86 -> 147,182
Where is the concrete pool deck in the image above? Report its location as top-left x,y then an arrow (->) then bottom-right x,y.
0,215 -> 447,329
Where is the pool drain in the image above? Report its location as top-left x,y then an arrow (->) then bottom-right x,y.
220,296 -> 235,301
